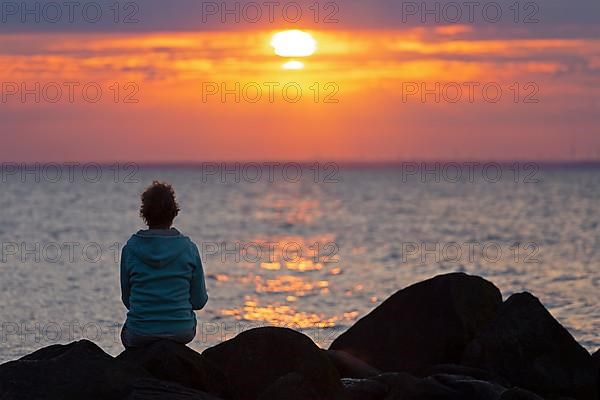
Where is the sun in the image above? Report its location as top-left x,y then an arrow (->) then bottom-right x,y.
271,30 -> 317,58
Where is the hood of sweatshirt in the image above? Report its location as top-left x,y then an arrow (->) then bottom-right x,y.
125,228 -> 192,268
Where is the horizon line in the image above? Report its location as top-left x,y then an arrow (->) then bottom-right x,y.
3,159 -> 600,167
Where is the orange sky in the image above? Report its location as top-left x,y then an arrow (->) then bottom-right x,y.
1,27 -> 599,161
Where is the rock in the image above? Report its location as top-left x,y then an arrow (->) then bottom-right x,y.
341,377 -> 389,400
0,340 -> 147,400
256,372 -> 321,400
202,327 -> 345,400
594,349 -> 600,400
432,374 -> 505,400
499,388 -> 545,400
462,292 -> 597,400
330,272 -> 502,374
374,372 -> 506,400
117,339 -> 229,398
423,364 -> 511,387
326,349 -> 381,378
374,372 -> 459,399
125,379 -> 224,400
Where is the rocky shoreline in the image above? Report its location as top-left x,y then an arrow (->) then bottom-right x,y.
1,272 -> 598,400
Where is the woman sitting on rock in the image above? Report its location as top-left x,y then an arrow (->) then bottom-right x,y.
120,181 -> 208,348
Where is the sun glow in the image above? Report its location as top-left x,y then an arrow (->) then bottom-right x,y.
271,30 -> 317,57
282,60 -> 305,70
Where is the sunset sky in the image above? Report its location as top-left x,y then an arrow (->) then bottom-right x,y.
1,0 -> 599,162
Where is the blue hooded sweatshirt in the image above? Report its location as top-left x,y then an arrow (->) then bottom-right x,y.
120,228 -> 208,335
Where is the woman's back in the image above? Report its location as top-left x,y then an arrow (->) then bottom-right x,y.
121,228 -> 207,335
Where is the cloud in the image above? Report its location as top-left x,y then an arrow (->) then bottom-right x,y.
0,0 -> 599,39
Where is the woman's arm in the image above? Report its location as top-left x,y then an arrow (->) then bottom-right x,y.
120,247 -> 131,310
190,245 -> 209,310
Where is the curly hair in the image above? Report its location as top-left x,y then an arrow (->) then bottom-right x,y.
140,181 -> 180,228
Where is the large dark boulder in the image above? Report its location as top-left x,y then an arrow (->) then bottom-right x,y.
0,340 -> 147,400
117,340 -> 229,398
462,292 -> 597,400
202,327 -> 345,400
330,272 -> 502,374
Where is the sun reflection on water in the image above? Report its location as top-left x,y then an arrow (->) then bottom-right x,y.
255,275 -> 329,296
221,298 -> 338,329
211,232 -> 356,331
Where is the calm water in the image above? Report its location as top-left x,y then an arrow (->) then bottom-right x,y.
0,163 -> 598,362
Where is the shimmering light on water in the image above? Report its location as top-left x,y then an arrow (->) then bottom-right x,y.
0,165 -> 598,362
222,298 -> 338,329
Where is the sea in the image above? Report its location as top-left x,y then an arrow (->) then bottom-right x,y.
0,162 -> 598,362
